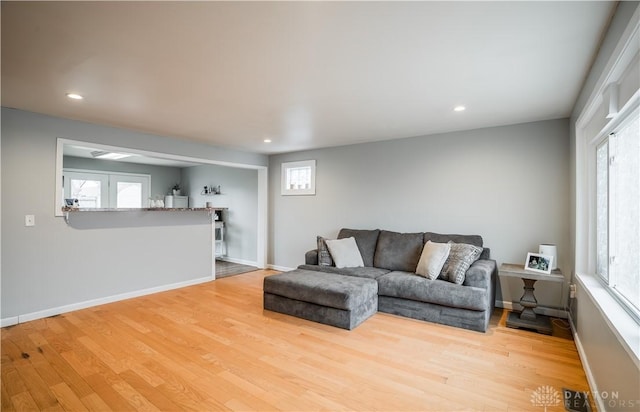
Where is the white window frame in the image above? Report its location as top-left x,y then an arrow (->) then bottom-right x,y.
109,173 -> 151,208
63,170 -> 109,208
593,108 -> 640,320
574,5 -> 640,367
281,160 -> 316,196
63,168 -> 151,208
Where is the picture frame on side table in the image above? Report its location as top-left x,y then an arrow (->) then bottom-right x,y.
524,252 -> 553,274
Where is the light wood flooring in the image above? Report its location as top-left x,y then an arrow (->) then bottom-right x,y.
2,270 -> 592,411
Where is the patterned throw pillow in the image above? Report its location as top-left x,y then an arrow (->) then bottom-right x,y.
317,236 -> 334,266
440,242 -> 483,285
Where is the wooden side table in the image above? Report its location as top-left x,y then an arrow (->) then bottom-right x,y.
499,263 -> 564,335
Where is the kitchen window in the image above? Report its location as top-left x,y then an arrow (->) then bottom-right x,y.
63,169 -> 151,208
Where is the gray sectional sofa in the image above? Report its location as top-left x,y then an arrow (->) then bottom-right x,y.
264,228 -> 497,332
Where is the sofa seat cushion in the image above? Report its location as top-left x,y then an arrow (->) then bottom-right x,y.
377,271 -> 488,311
374,230 -> 424,272
298,264 -> 390,279
338,228 -> 380,267
264,270 -> 378,311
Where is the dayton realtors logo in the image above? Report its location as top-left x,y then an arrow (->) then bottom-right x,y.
531,386 -> 562,411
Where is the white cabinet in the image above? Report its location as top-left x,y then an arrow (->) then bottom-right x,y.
164,195 -> 188,208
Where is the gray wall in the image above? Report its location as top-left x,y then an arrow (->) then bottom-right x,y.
63,156 -> 182,200
569,2 -> 640,410
182,164 -> 259,264
269,118 -> 571,309
1,108 -> 267,322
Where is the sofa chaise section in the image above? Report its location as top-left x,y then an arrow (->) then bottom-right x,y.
263,269 -> 378,330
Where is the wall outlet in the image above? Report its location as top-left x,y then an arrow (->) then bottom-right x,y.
25,215 -> 35,227
569,283 -> 577,299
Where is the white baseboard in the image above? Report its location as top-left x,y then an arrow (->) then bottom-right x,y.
496,300 -> 568,319
267,264 -> 294,272
217,256 -> 258,267
569,314 -> 606,412
1,316 -> 19,328
0,275 -> 213,327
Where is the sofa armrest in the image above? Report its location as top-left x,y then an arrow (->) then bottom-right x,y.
305,249 -> 319,265
480,247 -> 491,260
464,259 -> 497,312
463,259 -> 497,290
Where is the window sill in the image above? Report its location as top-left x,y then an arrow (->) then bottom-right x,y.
575,273 -> 640,368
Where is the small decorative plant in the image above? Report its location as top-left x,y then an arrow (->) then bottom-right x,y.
171,183 -> 181,196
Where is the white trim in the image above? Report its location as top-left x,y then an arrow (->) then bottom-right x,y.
56,137 -> 268,285
1,316 -> 20,328
211,220 -> 217,280
217,256 -> 258,267
267,264 -> 295,272
257,168 -> 268,269
575,273 -> 640,368
63,167 -> 151,180
572,3 -> 640,380
0,275 -> 213,327
496,300 -> 568,319
57,138 -> 268,216
55,138 -> 65,215
569,317 -> 606,412
576,5 -> 640,130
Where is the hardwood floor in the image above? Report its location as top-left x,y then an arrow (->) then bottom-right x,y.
2,270 -> 592,411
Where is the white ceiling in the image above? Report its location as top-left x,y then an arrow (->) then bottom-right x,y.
1,1 -> 615,154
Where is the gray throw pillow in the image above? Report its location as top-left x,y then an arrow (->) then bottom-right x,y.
440,242 -> 483,285
317,236 -> 334,266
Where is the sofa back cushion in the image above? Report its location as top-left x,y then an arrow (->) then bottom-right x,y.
338,228 -> 380,267
374,230 -> 424,272
424,232 -> 490,259
423,232 -> 483,248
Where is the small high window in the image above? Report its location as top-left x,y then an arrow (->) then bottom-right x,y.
281,160 -> 316,195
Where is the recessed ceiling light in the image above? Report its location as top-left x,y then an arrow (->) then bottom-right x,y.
91,150 -> 132,160
66,93 -> 84,100
453,105 -> 466,112
263,139 -> 272,143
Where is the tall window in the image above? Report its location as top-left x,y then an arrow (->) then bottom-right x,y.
596,108 -> 640,317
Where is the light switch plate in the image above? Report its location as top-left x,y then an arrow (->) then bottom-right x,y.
25,215 -> 35,227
